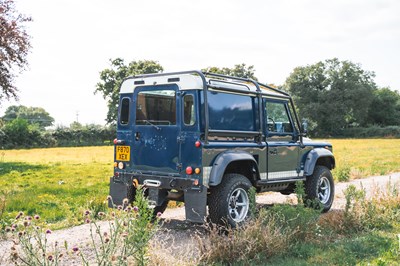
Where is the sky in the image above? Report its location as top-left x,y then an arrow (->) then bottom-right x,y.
1,0 -> 400,126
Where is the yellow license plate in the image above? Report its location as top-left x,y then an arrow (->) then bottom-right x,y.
116,146 -> 130,161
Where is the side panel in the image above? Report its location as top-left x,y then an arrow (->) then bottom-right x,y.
202,143 -> 267,186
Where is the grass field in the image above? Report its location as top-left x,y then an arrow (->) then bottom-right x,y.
1,139 -> 400,229
0,147 -> 113,229
326,139 -> 400,180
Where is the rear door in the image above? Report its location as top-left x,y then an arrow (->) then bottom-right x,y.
132,84 -> 181,174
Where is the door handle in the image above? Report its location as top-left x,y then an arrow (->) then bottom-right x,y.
135,132 -> 140,141
269,148 -> 278,155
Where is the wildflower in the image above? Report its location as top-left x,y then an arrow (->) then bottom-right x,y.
34,215 -> 40,220
117,205 -> 123,210
157,212 -> 162,218
72,247 -> 79,252
98,212 -> 105,217
105,237 -> 110,243
107,195 -> 112,201
5,227 -> 11,232
125,206 -> 132,212
133,206 -> 139,212
103,232 -> 108,237
25,216 -> 32,221
111,212 -> 115,217
45,229 -> 52,234
85,218 -> 90,224
48,255 -> 53,261
84,210 -> 91,216
18,231 -> 23,237
122,198 -> 129,205
23,221 -> 30,227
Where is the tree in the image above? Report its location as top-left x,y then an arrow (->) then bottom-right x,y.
2,105 -> 54,129
95,58 -> 163,124
202,63 -> 258,80
368,88 -> 400,126
0,0 -> 32,102
284,58 -> 377,136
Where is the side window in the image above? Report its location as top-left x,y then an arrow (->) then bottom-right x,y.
207,90 -> 256,131
266,101 -> 293,134
120,98 -> 130,125
183,95 -> 195,126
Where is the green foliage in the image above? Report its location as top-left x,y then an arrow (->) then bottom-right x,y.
284,58 -> 377,136
368,87 -> 400,126
0,122 -> 115,149
334,165 -> 351,182
2,105 -> 55,129
202,63 -> 258,80
94,58 -> 163,124
340,125 -> 400,138
0,118 -> 51,149
248,187 -> 257,218
7,213 -> 65,265
5,186 -> 160,265
343,183 -> 400,232
0,0 -> 32,102
51,124 -> 115,147
79,186 -> 160,265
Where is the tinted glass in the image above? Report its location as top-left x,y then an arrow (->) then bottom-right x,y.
183,95 -> 195,126
208,90 -> 256,131
266,101 -> 293,133
136,90 -> 176,125
120,98 -> 130,125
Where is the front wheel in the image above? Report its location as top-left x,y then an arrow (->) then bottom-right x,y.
208,173 -> 252,228
305,165 -> 335,212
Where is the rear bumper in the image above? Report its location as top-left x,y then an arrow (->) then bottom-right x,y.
109,172 -> 207,223
111,172 -> 198,190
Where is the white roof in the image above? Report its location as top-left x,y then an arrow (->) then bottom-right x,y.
120,72 -> 287,98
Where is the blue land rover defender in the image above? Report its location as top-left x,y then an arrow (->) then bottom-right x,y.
109,71 -> 335,227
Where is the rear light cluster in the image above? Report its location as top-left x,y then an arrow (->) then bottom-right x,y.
185,166 -> 201,175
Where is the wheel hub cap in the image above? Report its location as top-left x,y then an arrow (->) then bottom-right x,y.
228,188 -> 249,223
318,176 -> 331,204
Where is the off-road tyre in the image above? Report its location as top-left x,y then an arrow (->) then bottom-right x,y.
305,165 -> 334,212
208,173 -> 252,228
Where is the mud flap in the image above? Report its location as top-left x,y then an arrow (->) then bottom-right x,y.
184,188 -> 207,223
108,177 -> 134,208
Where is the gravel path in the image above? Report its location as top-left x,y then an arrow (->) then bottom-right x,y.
1,172 -> 399,265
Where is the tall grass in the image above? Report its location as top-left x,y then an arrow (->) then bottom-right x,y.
198,180 -> 400,265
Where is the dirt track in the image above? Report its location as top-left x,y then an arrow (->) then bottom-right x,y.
1,172 -> 399,265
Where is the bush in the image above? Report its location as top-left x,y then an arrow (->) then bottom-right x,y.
343,182 -> 400,232
339,126 -> 400,138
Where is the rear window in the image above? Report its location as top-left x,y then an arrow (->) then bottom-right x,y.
136,90 -> 176,125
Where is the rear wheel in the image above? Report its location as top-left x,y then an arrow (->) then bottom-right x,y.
305,165 -> 334,212
208,173 -> 252,227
